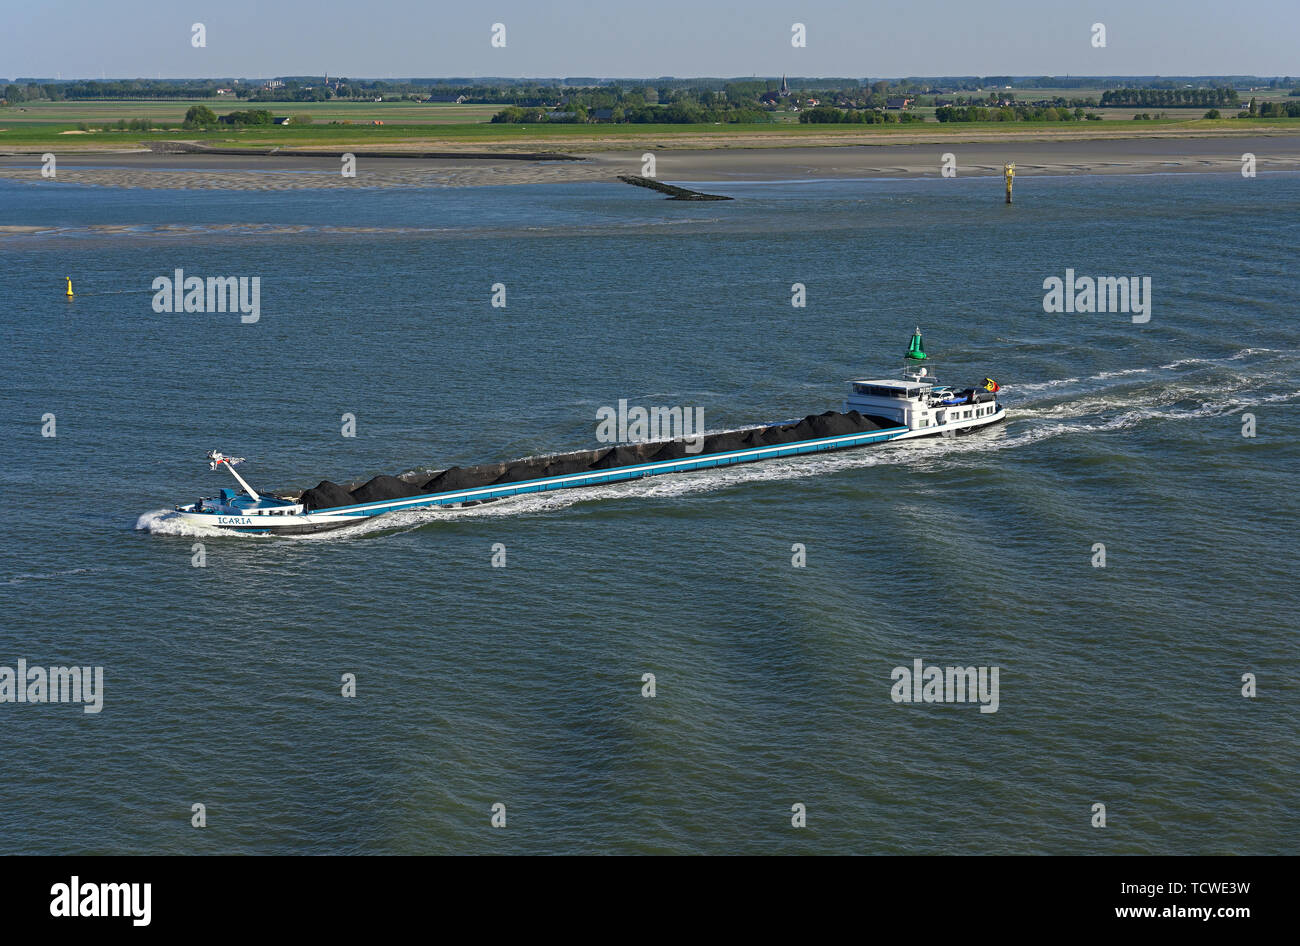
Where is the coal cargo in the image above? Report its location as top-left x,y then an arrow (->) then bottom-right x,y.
762,425 -> 800,445
590,445 -> 645,469
809,411 -> 860,438
493,462 -> 552,484
652,440 -> 692,461
701,430 -> 747,455
299,480 -> 357,511
782,418 -> 818,442
299,414 -> 917,512
421,465 -> 497,493
542,455 -> 595,477
349,474 -> 423,504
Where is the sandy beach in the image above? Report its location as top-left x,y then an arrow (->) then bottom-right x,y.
643,136 -> 1300,181
0,134 -> 1296,191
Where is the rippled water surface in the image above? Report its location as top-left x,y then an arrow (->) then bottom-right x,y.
1,172 -> 1297,853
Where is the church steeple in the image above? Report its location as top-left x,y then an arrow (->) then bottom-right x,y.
781,74 -> 789,96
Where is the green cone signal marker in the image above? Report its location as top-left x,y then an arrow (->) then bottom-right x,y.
905,327 -> 926,361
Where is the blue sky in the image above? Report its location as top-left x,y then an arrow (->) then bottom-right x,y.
3,0 -> 1296,79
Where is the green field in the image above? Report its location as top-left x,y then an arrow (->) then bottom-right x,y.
3,95 -> 1298,153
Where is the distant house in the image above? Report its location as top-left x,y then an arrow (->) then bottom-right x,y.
425,94 -> 467,104
589,107 -> 615,122
885,97 -> 914,110
272,116 -> 292,124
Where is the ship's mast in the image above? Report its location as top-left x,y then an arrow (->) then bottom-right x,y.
207,451 -> 260,500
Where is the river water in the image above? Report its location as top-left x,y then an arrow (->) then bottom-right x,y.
1,170 -> 1296,853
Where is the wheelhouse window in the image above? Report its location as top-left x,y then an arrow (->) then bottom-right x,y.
853,384 -> 917,398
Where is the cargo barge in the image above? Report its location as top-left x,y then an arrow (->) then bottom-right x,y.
170,330 -> 1005,535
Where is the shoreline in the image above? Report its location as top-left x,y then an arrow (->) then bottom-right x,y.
7,120 -> 1300,155
0,135 -> 1296,191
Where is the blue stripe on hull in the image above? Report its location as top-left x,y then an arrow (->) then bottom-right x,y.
315,425 -> 912,521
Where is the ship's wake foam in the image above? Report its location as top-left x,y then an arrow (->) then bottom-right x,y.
358,347 -> 1295,530
134,508 -> 270,538
136,346 -> 1298,539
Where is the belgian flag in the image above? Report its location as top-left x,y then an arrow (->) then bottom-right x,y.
981,378 -> 1001,393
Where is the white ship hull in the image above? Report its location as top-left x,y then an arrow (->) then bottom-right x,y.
172,509 -> 368,535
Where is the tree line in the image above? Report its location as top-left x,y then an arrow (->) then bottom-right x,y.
182,106 -> 277,128
493,100 -> 768,124
935,105 -> 1095,122
2,80 -> 220,101
1252,100 -> 1300,118
798,106 -> 924,124
1099,88 -> 1239,107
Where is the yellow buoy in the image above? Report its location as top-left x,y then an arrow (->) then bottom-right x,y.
1004,163 -> 1015,204
65,276 -> 74,298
